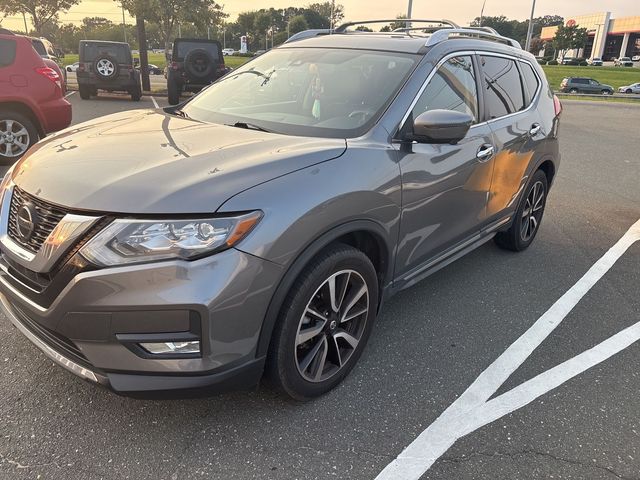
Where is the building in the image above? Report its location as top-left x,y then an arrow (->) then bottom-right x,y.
540,12 -> 640,60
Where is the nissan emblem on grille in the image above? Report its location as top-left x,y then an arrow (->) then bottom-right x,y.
16,202 -> 37,241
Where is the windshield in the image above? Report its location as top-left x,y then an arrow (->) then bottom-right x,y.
176,41 -> 220,60
181,47 -> 418,138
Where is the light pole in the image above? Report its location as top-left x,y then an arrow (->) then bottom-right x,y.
524,0 -> 536,52
22,12 -> 28,34
121,4 -> 127,43
406,0 -> 413,28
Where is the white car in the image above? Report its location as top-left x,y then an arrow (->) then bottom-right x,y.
618,83 -> 640,94
632,55 -> 640,62
222,48 -> 235,56
66,62 -> 80,72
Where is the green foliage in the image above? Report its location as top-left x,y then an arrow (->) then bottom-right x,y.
288,15 -> 309,35
0,0 -> 80,34
355,26 -> 373,32
547,60 -> 558,65
552,24 -> 589,59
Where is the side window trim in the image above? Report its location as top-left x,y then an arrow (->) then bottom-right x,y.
518,59 -> 542,105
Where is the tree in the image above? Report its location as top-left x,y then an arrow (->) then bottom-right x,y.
552,24 -> 588,59
288,15 -> 308,35
528,37 -> 545,55
306,2 -> 344,28
0,0 -> 80,35
355,25 -> 373,32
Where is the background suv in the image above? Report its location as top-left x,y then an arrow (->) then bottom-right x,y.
614,57 -> 633,67
167,38 -> 227,105
0,21 -> 560,400
0,29 -> 71,163
560,77 -> 614,95
77,40 -> 142,101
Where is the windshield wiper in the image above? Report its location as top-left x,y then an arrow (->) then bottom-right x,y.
227,122 -> 273,133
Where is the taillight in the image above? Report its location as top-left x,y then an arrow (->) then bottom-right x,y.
35,66 -> 62,90
171,61 -> 179,70
78,63 -> 85,72
553,94 -> 562,116
216,64 -> 225,72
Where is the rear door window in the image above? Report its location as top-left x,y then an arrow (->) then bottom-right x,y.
0,38 -> 16,67
31,39 -> 46,56
83,43 -> 131,64
479,55 -> 526,119
176,41 -> 220,61
519,61 -> 540,105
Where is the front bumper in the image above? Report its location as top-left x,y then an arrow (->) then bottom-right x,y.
0,248 -> 283,397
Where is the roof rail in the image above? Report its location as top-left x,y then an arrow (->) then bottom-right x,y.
426,28 -> 521,49
335,19 -> 459,33
284,29 -> 332,43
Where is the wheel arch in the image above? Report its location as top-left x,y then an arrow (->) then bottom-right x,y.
537,158 -> 556,186
254,220 -> 393,359
0,101 -> 44,137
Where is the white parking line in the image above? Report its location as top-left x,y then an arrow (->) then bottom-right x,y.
65,91 -> 76,98
375,218 -> 640,480
150,96 -> 159,108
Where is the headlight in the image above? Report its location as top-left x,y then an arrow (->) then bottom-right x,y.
80,211 -> 262,266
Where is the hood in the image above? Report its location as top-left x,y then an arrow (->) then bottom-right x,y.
13,109 -> 346,214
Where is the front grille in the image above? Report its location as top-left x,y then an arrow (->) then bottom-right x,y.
8,188 -> 68,253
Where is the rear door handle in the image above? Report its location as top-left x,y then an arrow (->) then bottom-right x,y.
529,123 -> 541,136
476,144 -> 494,162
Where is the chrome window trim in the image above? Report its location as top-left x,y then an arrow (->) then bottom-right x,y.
0,185 -> 101,274
397,50 -> 542,136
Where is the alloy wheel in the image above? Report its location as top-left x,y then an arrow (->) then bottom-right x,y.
96,59 -> 115,76
520,180 -> 545,242
295,269 -> 369,383
0,119 -> 30,158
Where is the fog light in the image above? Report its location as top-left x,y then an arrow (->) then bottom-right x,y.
139,341 -> 200,355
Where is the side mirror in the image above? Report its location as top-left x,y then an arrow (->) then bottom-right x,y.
410,109 -> 473,144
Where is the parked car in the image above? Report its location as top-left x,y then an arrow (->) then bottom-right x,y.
560,77 -> 614,95
0,29 -> 71,163
614,57 -> 633,67
77,40 -> 142,101
618,82 -> 640,94
632,55 -> 640,62
588,57 -> 603,66
137,63 -> 162,75
66,62 -> 80,72
254,49 -> 267,56
166,38 -> 227,105
0,21 -> 561,400
29,36 -> 66,90
222,48 -> 235,56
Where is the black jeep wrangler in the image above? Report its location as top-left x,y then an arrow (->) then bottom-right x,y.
167,38 -> 226,105
77,40 -> 142,101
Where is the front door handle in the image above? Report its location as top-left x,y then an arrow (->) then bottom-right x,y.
476,144 -> 494,162
529,123 -> 541,136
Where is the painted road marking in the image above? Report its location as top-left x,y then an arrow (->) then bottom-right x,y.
150,96 -> 159,108
376,218 -> 640,480
65,91 -> 76,98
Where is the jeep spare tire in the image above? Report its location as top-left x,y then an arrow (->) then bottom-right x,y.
94,55 -> 119,80
184,48 -> 214,79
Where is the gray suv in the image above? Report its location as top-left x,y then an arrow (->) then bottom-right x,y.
0,20 -> 561,400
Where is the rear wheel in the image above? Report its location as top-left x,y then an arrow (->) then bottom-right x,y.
78,84 -> 92,100
626,89 -> 633,94
130,85 -> 142,102
601,89 -> 612,95
0,111 -> 39,164
495,169 -> 548,252
569,88 -> 578,94
266,244 -> 379,400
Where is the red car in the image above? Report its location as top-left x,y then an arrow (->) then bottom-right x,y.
0,29 -> 72,163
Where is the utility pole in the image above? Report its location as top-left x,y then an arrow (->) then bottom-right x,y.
479,0 -> 486,27
121,4 -> 127,43
207,25 -> 210,39
22,12 -> 28,34
406,0 -> 413,29
524,0 -> 536,52
136,16 -> 150,91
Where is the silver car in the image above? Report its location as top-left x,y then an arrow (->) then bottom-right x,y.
0,21 -> 561,400
619,82 -> 640,94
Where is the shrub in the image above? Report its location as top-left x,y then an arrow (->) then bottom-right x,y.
548,60 -> 558,65
537,58 -> 547,65
579,60 -> 588,66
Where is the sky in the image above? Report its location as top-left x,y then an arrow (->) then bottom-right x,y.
1,0 -> 637,31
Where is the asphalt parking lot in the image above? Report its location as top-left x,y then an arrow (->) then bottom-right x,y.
0,96 -> 639,480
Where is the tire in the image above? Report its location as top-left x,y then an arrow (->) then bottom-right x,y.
78,84 -> 92,100
266,244 -> 379,401
0,111 -> 39,164
569,88 -> 578,94
184,48 -> 214,79
601,89 -> 612,96
167,76 -> 181,105
626,89 -> 632,94
93,55 -> 119,81
495,169 -> 548,252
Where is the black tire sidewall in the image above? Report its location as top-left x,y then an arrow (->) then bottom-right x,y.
184,48 -> 214,79
514,170 -> 548,250
268,245 -> 379,400
0,111 -> 38,163
167,74 -> 181,105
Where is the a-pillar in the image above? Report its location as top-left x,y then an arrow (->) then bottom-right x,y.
620,32 -> 631,58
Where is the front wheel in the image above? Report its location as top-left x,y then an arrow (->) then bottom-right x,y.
78,84 -> 92,100
495,169 -> 548,252
266,244 -> 379,400
569,88 -> 578,94
602,89 -> 612,95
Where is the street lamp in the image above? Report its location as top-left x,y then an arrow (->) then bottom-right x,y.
524,0 -> 536,52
